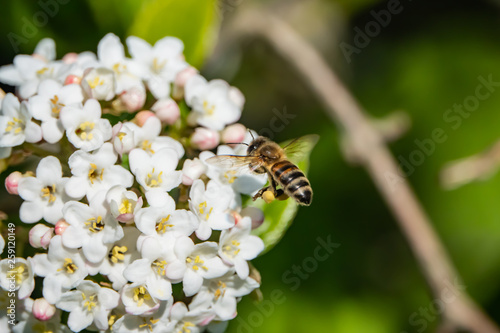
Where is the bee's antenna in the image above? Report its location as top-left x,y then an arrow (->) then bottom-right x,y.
248,129 -> 255,141
226,142 -> 249,146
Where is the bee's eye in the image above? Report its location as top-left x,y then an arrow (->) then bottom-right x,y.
248,145 -> 257,153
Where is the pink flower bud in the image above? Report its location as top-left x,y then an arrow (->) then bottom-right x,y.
55,219 -> 69,235
182,158 -> 207,185
191,127 -> 220,150
173,67 -> 198,100
120,87 -> 146,112
228,86 -> 245,109
222,123 -> 246,145
134,111 -> 156,127
32,298 -> 56,321
5,171 -> 22,195
241,207 -> 265,229
62,52 -> 79,64
151,98 -> 180,125
29,224 -> 54,249
175,66 -> 198,89
64,74 -> 81,85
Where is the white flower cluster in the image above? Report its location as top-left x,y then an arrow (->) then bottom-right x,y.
0,34 -> 267,333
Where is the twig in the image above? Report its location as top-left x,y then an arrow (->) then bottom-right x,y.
440,139 -> 500,189
230,9 -> 499,333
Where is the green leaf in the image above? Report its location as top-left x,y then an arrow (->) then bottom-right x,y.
128,0 -> 220,67
86,0 -> 144,35
250,136 -> 319,254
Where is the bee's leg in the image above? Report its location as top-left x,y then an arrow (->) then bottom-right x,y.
252,173 -> 274,201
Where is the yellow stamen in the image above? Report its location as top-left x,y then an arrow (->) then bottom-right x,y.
155,215 -> 173,234
110,245 -> 128,264
141,140 -> 155,154
88,163 -> 104,184
57,258 -> 78,274
40,184 -> 57,203
85,216 -> 104,233
203,100 -> 215,116
133,286 -> 151,307
87,77 -> 104,89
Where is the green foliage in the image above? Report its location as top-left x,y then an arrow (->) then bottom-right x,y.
128,0 -> 220,67
250,137 -> 319,254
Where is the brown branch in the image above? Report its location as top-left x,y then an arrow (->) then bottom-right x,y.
230,9 -> 499,333
440,139 -> 500,189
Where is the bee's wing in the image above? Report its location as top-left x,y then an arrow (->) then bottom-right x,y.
205,155 -> 262,174
282,134 -> 320,164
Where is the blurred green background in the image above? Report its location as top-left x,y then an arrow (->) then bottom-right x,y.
2,0 -> 500,332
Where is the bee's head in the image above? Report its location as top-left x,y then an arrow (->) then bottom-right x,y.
247,137 -> 267,156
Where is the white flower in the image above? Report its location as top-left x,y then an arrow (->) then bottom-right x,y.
65,142 -> 134,200
62,191 -> 124,263
189,270 -> 259,320
131,116 -> 185,158
129,147 -> 182,202
0,257 -> 35,299
105,185 -> 143,223
123,236 -> 176,301
97,33 -> 144,94
0,93 -> 42,147
112,298 -> 172,333
29,79 -> 84,143
0,234 -> 4,255
60,98 -> 112,151
81,67 -> 116,101
0,39 -> 70,98
189,180 -> 235,240
32,235 -> 88,304
18,156 -> 71,224
185,75 -> 242,130
56,280 -> 119,332
90,226 -> 141,290
126,36 -> 188,99
135,193 -> 198,238
121,283 -> 161,315
164,302 -> 213,333
168,237 -> 229,297
218,217 -> 264,279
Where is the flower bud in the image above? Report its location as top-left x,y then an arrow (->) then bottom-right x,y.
241,207 -> 265,229
151,98 -> 180,125
221,123 -> 246,146
191,127 -> 220,150
32,298 -> 56,321
5,171 -> 22,195
228,86 -> 245,109
173,67 -> 198,100
112,123 -> 135,156
55,219 -> 69,235
175,66 -> 198,89
62,52 -> 79,64
182,158 -> 207,185
120,87 -> 146,112
134,111 -> 156,127
29,224 -> 54,249
64,74 -> 81,85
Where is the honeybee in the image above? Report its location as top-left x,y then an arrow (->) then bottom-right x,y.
206,134 -> 319,206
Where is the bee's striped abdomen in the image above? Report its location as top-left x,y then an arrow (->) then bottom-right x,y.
271,161 -> 313,206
